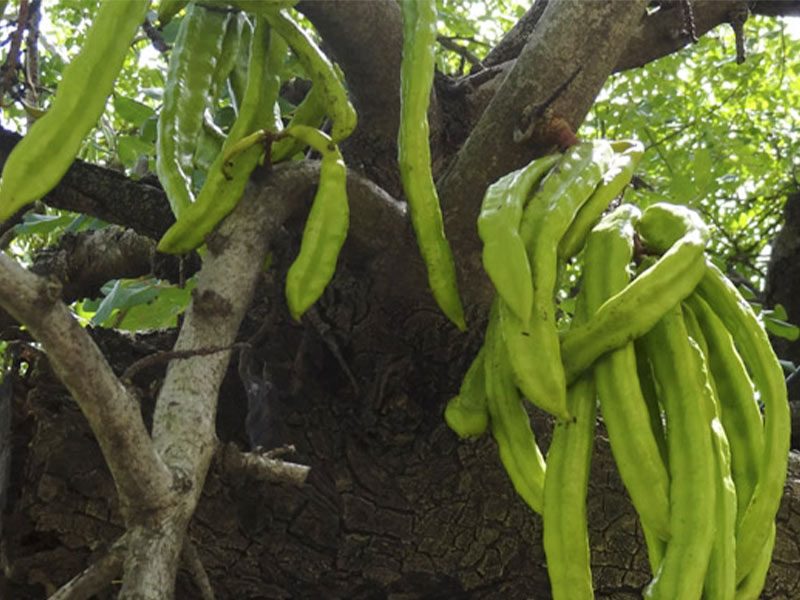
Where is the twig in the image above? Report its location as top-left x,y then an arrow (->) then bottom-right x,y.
122,343 -> 249,384
437,35 -> 484,70
729,3 -> 749,64
680,0 -> 699,42
48,537 -> 127,600
142,16 -> 169,53
0,0 -> 28,102
220,442 -> 310,486
24,0 -> 40,119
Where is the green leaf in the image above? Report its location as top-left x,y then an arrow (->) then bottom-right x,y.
92,279 -> 161,327
113,94 -> 155,127
90,278 -> 194,331
117,135 -> 154,169
738,285 -> 757,301
771,303 -> 789,321
764,315 -> 800,342
64,214 -> 107,234
668,172 -> 695,203
15,213 -> 74,235
115,282 -> 195,331
140,115 -> 158,144
693,147 -> 713,196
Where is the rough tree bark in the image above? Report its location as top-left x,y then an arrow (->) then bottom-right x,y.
1,0 -> 800,598
766,191 -> 800,450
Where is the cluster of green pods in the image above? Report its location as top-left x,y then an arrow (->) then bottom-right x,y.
446,142 -> 789,600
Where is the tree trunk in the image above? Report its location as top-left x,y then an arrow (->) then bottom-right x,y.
3,278 -> 800,598
766,191 -> 800,452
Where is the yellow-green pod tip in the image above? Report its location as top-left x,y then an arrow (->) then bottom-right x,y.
437,296 -> 467,331
156,229 -> 191,255
553,407 -> 573,422
286,288 -> 308,322
444,396 -> 488,438
526,393 -> 571,422
287,303 -> 304,323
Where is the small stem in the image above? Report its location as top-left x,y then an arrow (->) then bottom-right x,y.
48,537 -> 127,600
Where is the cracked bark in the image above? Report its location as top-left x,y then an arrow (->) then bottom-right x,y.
765,191 -> 800,449
5,355 -> 800,597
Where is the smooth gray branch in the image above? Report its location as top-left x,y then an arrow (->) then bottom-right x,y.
47,537 -> 127,600
220,442 -> 310,486
0,253 -> 173,517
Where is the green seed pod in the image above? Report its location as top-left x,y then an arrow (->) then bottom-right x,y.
696,262 -> 789,582
156,2 -> 229,217
0,0 -> 150,222
284,126 -> 349,320
561,202 -> 710,383
543,293 -> 595,600
504,140 -> 615,419
558,139 -> 644,260
444,347 -> 489,438
685,293 -> 763,522
478,153 -> 560,325
398,0 -> 465,330
158,16 -> 285,253
271,83 -> 327,163
584,204 -> 671,542
641,306 -> 716,600
734,524 -> 775,600
484,304 -> 546,514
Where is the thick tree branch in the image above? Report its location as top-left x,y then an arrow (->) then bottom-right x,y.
482,0 -> 550,69
118,166 -> 309,596
0,128 -> 173,240
616,0 -> 751,72
481,0 -> 800,77
150,172 -> 289,483
29,226 -> 155,302
0,254 -> 174,516
297,0 -> 402,142
438,0 -> 649,308
754,0 -> 800,16
111,156 -> 407,594
121,522 -> 186,600
297,0 -> 406,195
